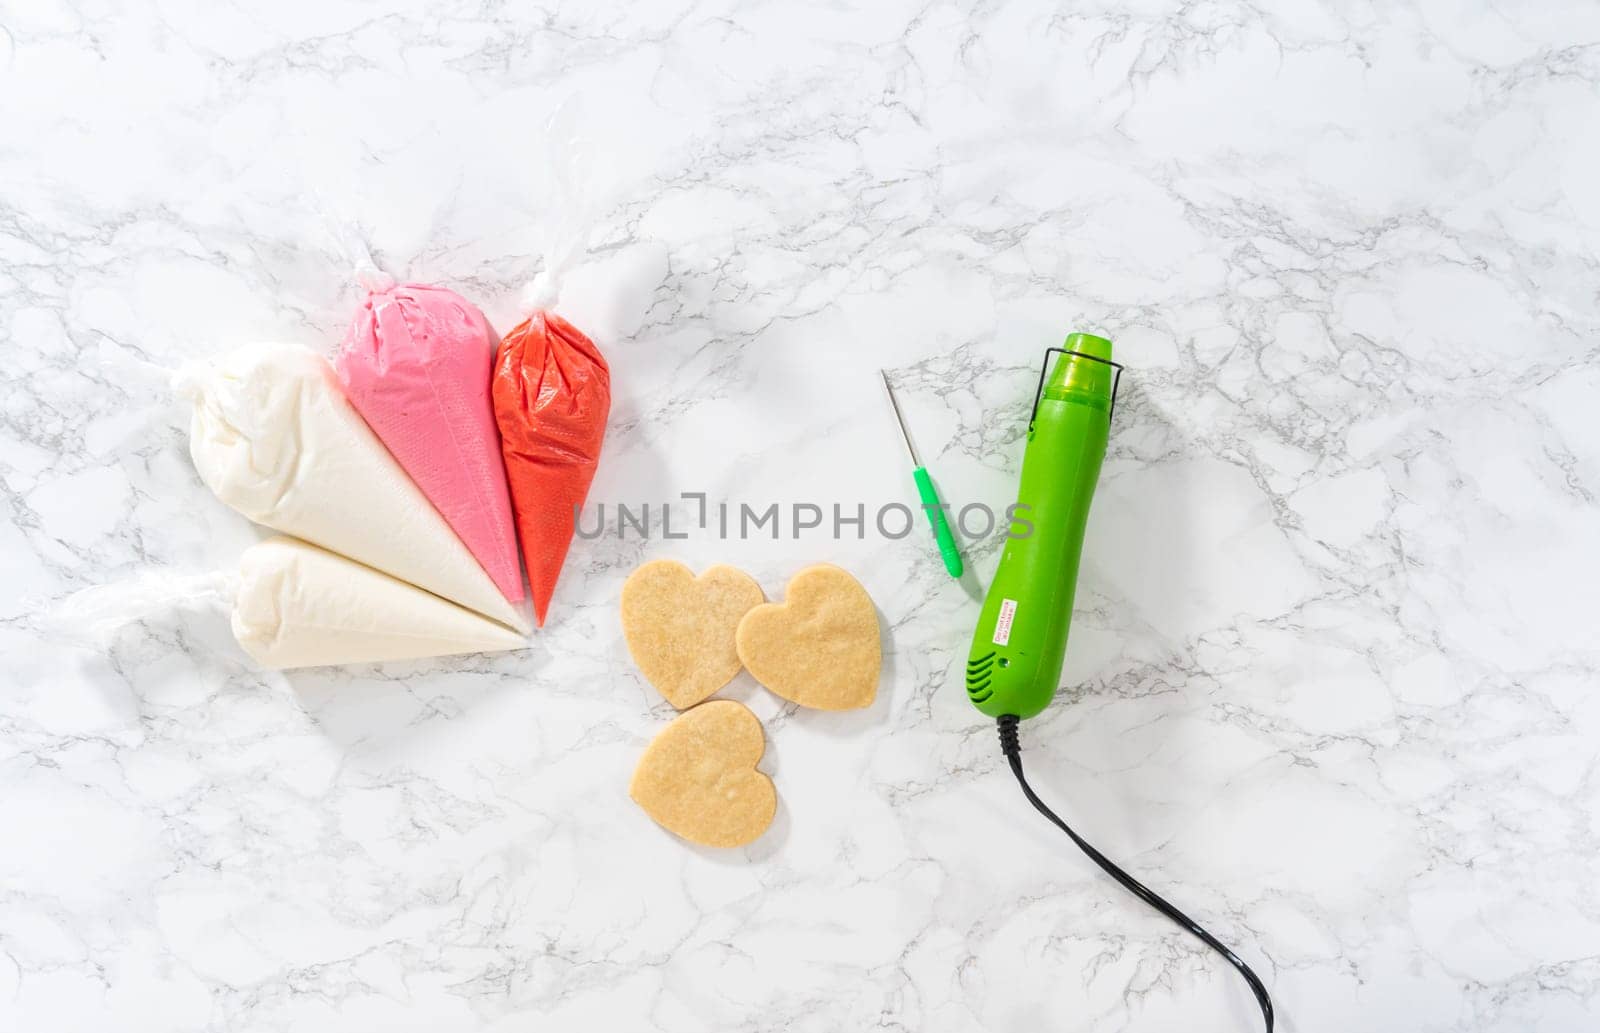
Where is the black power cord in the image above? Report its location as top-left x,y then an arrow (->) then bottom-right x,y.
996,714 -> 1275,1032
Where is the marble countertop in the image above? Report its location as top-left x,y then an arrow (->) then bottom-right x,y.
5,2 -> 1600,1031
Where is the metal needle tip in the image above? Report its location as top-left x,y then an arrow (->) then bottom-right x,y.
880,369 -> 921,467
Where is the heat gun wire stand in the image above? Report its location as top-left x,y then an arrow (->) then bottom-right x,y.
996,715 -> 1276,1032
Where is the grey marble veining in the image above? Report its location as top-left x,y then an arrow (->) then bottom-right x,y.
4,2 -> 1599,1031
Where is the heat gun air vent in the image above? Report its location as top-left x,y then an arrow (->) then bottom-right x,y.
966,653 -> 996,703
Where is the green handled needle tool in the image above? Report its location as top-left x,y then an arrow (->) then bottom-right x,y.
880,370 -> 963,578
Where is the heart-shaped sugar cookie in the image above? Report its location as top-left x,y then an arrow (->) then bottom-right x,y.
735,563 -> 880,710
629,700 -> 776,848
621,560 -> 765,709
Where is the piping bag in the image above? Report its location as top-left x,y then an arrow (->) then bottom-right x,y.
493,305 -> 609,628
335,265 -> 525,609
966,334 -> 1276,1030
492,105 -> 612,627
52,536 -> 525,669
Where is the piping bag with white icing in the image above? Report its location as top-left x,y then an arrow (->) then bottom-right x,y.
175,343 -> 530,633
54,536 -> 525,669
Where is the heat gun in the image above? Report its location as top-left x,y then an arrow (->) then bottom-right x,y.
966,334 -> 1275,1031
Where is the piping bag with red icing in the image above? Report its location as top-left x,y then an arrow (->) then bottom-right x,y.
493,273 -> 610,627
334,261 -> 525,609
492,107 -> 616,627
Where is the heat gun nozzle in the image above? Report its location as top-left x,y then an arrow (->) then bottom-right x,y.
1044,333 -> 1116,409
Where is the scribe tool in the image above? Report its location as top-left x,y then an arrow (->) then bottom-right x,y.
880,370 -> 963,579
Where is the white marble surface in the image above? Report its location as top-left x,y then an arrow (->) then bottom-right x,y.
5,2 -> 1600,1031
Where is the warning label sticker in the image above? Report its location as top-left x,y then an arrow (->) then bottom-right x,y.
993,598 -> 1017,646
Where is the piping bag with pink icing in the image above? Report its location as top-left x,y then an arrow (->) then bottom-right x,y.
334,265 -> 524,608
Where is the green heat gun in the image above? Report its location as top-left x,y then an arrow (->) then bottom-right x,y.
966,334 -> 1275,1032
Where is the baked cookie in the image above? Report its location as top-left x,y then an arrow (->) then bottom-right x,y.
735,564 -> 880,710
621,560 -> 765,709
629,700 -> 777,848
